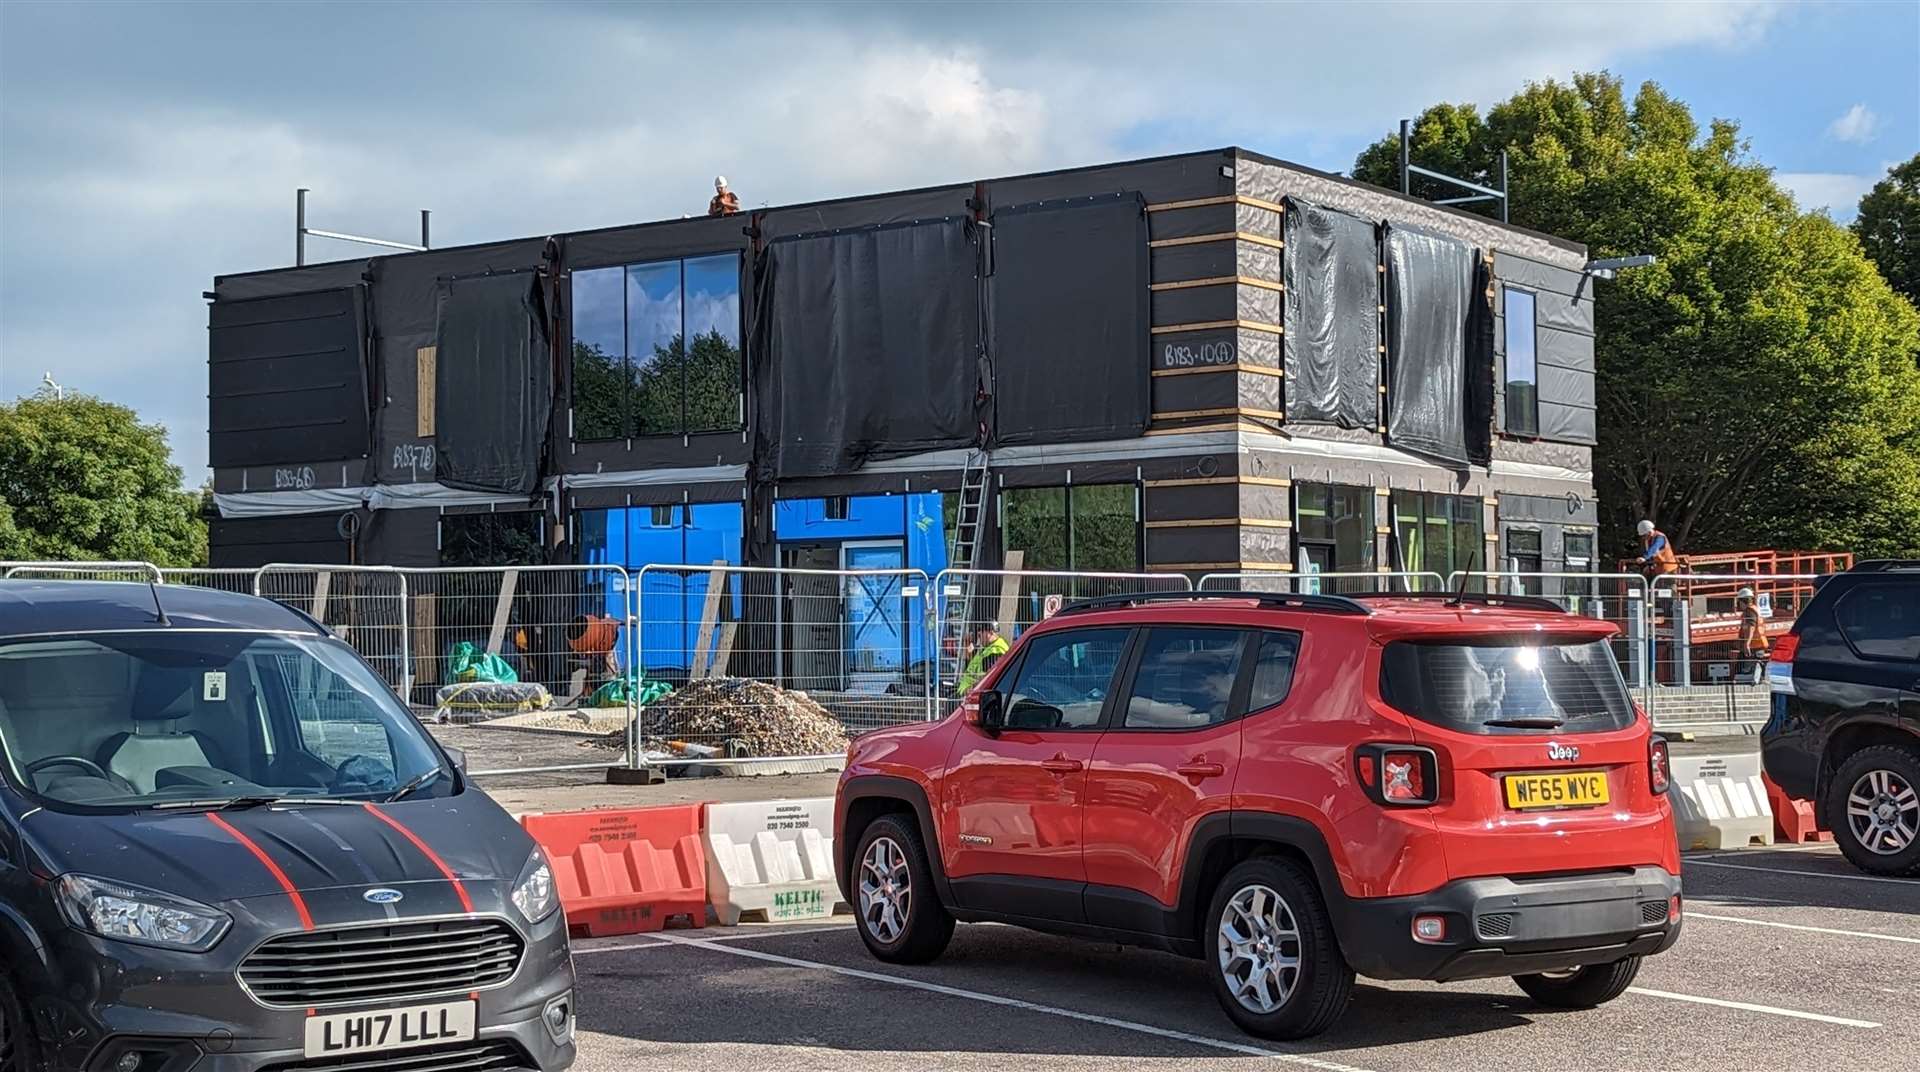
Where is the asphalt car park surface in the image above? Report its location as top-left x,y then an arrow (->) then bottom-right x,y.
556,843 -> 1918,1072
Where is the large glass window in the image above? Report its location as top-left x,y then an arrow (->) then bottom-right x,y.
1391,490 -> 1485,590
1503,287 -> 1539,436
571,253 -> 742,440
1295,483 -> 1375,592
1505,528 -> 1543,595
1001,484 -> 1139,572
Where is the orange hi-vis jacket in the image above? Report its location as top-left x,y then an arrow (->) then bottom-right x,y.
1740,603 -> 1770,653
1641,530 -> 1678,575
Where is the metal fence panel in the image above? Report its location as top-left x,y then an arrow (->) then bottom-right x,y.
157,568 -> 260,593
255,564 -> 412,696
1197,570 -> 1445,594
2,560 -> 164,582
633,564 -> 931,769
1644,571 -> 1829,730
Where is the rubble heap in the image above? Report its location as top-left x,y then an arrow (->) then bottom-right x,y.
609,678 -> 851,758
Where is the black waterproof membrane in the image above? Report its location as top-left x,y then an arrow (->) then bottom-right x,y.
759,217 -> 981,478
989,193 -> 1150,445
1385,224 -> 1475,467
207,286 -> 371,467
1466,254 -> 1496,466
1282,199 -> 1380,428
432,272 -> 552,494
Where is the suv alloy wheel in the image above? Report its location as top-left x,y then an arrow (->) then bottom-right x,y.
1829,745 -> 1920,875
852,814 -> 955,964
1205,858 -> 1353,1039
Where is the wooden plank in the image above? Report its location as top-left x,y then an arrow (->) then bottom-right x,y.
1152,319 -> 1282,336
310,572 -> 331,626
1145,194 -> 1285,214
416,347 -> 437,437
1154,406 -> 1287,421
688,561 -> 729,678
485,568 -> 519,656
710,620 -> 739,679
1144,476 -> 1239,488
995,550 -> 1024,634
1151,364 -> 1283,378
1148,275 -> 1284,294
412,593 -> 438,686
1148,231 -> 1284,251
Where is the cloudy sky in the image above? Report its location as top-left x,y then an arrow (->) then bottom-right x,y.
1,0 -> 1914,482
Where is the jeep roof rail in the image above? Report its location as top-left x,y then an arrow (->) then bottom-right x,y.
1054,590 -> 1373,617
1347,590 -> 1569,613
1850,559 -> 1920,573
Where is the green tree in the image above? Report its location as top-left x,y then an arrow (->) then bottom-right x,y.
1854,154 -> 1920,305
571,330 -> 742,439
0,390 -> 207,566
1353,74 -> 1920,558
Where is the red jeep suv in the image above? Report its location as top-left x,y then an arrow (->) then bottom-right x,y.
834,591 -> 1682,1039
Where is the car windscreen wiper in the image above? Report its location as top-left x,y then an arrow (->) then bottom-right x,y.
148,795 -> 357,811
385,767 -> 442,804
1481,716 -> 1566,729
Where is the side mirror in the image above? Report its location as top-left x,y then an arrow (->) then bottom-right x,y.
442,745 -> 468,774
976,691 -> 1006,734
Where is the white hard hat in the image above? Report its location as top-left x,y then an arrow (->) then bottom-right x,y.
714,175 -> 729,189
1738,587 -> 1755,600
1636,520 -> 1654,536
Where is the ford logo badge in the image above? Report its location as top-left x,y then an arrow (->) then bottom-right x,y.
364,888 -> 405,904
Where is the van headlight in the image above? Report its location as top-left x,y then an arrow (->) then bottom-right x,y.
56,874 -> 230,952
511,849 -> 558,923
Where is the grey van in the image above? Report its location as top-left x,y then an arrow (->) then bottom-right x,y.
0,581 -> 576,1071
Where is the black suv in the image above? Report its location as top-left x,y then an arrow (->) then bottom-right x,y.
1761,561 -> 1920,875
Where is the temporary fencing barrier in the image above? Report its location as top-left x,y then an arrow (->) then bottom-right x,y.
1762,773 -> 1831,844
702,797 -> 847,926
521,805 -> 707,937
2,560 -> 164,583
1670,752 -> 1773,851
157,567 -> 260,594
1197,570 -> 1444,595
256,564 -> 413,696
932,568 -> 1191,704
632,564 -> 932,771
1644,572 -> 1829,728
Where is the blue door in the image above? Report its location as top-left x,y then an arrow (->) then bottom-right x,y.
843,542 -> 906,683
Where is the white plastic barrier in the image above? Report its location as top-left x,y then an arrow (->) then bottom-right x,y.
702,798 -> 849,926
1671,752 -> 1773,851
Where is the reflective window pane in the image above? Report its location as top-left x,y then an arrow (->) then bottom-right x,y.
1123,627 -> 1245,729
628,261 -> 683,436
571,267 -> 626,440
1069,484 -> 1137,571
683,254 -> 742,432
1504,288 -> 1538,436
1003,628 -> 1128,730
1003,487 -> 1068,571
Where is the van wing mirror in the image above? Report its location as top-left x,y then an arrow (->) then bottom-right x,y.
977,691 -> 1006,733
441,745 -> 468,774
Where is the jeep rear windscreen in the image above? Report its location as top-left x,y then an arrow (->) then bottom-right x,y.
1379,638 -> 1636,735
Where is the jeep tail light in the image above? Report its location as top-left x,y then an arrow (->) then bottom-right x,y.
1769,634 -> 1800,663
1669,894 -> 1682,922
1648,736 -> 1671,795
1355,744 -> 1439,806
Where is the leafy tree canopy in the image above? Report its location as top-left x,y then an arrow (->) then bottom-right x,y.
0,390 -> 207,567
1353,73 -> 1920,558
1854,153 -> 1920,305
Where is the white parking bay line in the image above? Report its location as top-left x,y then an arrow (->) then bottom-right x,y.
650,931 -> 1381,1072
1689,911 -> 1920,945
1686,859 -> 1920,886
573,924 -> 850,955
1628,987 -> 1879,1029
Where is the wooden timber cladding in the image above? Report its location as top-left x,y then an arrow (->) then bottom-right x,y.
1146,193 -> 1287,427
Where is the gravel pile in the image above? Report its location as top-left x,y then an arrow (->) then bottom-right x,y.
597,678 -> 850,758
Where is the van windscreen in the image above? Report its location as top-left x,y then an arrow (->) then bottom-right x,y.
1379,638 -> 1635,735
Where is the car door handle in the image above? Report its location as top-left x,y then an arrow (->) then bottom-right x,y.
1040,757 -> 1084,775
1175,761 -> 1226,782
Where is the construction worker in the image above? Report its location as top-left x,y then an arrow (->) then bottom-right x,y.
1634,519 -> 1679,579
708,175 -> 740,217
1736,587 -> 1769,685
956,623 -> 1009,697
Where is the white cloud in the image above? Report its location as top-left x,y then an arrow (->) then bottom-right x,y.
1777,171 -> 1878,217
0,1 -> 1792,479
1826,103 -> 1880,144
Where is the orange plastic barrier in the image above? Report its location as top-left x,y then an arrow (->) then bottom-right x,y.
522,806 -> 708,937
1761,773 -> 1831,844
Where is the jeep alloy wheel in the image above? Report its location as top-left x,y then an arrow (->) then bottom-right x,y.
859,836 -> 912,944
1218,883 -> 1302,1014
